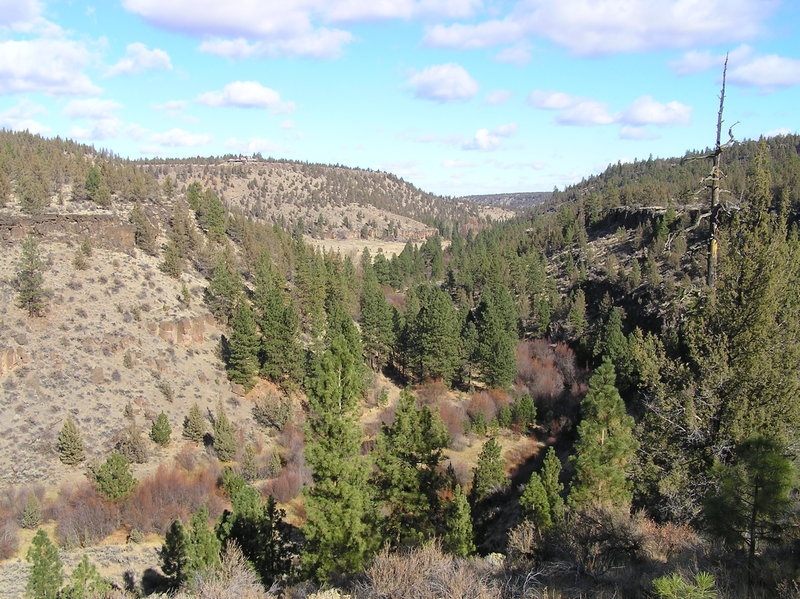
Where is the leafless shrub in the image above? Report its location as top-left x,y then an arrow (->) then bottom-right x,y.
53,482 -> 119,548
177,541 -> 272,599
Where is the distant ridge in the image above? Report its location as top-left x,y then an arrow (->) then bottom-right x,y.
460,191 -> 552,210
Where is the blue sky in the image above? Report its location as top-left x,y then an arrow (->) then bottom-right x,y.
0,0 -> 798,197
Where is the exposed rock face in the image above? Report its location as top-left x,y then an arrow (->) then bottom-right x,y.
147,315 -> 213,346
0,214 -> 135,250
0,347 -> 26,377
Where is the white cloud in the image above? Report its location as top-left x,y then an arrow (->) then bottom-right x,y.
423,0 -> 775,56
0,0 -> 42,28
556,99 -> 615,126
197,81 -> 296,113
326,0 -> 480,22
528,89 -> 577,110
484,89 -> 512,105
495,42 -> 532,66
670,45 -> 754,76
149,128 -> 213,147
199,29 -> 353,60
462,123 -> 518,151
765,128 -> 795,137
68,118 -> 121,141
619,125 -> 660,140
728,54 -> 800,90
63,98 -> 122,120
408,63 -> 478,102
619,96 -> 692,126
224,137 -> 284,154
107,42 -> 172,76
443,159 -> 475,168
0,100 -> 49,134
153,100 -> 187,113
0,39 -> 100,96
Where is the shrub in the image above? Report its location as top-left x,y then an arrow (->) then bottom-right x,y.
20,494 -> 41,529
53,482 -> 119,547
0,517 -> 19,560
56,415 -> 85,466
150,412 -> 172,447
252,395 -> 291,432
263,464 -> 305,503
113,423 -> 149,463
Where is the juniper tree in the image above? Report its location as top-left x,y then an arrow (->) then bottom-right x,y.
301,325 -> 377,581
60,554 -> 110,599
205,248 -> 242,326
225,301 -> 259,391
94,453 -> 136,501
16,236 -> 49,317
568,360 -> 638,510
183,403 -> 206,443
213,403 -> 237,462
374,388 -> 449,546
84,165 -> 111,206
150,412 -> 171,447
56,415 -> 85,466
442,484 -> 475,557
160,519 -> 190,587
25,529 -> 62,599
129,202 -> 158,256
21,494 -> 42,530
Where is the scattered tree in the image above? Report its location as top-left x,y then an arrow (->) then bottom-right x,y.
56,416 -> 85,466
15,236 -> 49,317
25,529 -> 63,599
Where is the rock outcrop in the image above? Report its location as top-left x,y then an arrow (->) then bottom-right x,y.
0,347 -> 26,377
145,315 -> 214,346
0,214 -> 135,250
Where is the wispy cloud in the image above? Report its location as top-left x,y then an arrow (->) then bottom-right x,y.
407,63 -> 478,102
107,42 -> 172,76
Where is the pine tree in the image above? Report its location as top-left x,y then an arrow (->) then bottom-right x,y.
567,289 -> 587,338
205,249 -> 242,326
408,286 -> 460,383
568,360 -> 638,510
511,394 -> 537,431
159,240 -> 183,278
469,437 -> 505,505
56,415 -> 85,466
360,258 -> 395,370
213,403 -> 237,462
129,202 -> 158,256
374,388 -> 449,546
520,447 -> 563,530
225,301 -> 259,391
150,412 -> 172,447
475,288 -> 517,388
442,485 -> 475,557
93,454 -> 137,500
520,472 -> 551,529
25,529 -> 62,599
183,403 -> 206,443
84,165 -> 111,206
301,327 -> 377,581
15,236 -> 49,317
160,519 -> 190,587
187,506 -> 221,575
21,494 -> 42,530
60,554 -> 110,599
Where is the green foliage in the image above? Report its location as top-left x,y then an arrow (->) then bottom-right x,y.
442,485 -> 475,557
511,394 -> 537,431
84,165 -> 111,206
469,437 -> 505,505
567,288 -> 587,338
569,360 -> 638,510
213,403 -> 237,462
407,286 -> 460,383
301,325 -> 377,581
652,572 -> 717,599
520,472 -> 551,529
205,249 -> 242,326
241,443 -> 258,482
150,412 -> 172,447
129,202 -> 158,256
374,388 -> 450,546
187,506 -> 221,575
25,529 -> 62,599
15,236 -> 49,317
59,554 -> 111,599
93,453 -> 136,500
704,436 -> 794,562
160,519 -> 190,587
159,240 -> 183,278
520,447 -> 564,530
183,403 -> 206,443
360,257 -> 395,370
56,415 -> 85,466
21,494 -> 42,530
225,301 -> 259,391
475,287 -> 518,388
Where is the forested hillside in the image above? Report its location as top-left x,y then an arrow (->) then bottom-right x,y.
1,131 -> 799,599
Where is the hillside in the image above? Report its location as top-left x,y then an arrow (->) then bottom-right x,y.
460,191 -> 552,210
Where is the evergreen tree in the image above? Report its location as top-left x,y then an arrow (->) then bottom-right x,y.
374,388 -> 449,546
205,249 -> 242,326
129,202 -> 158,256
21,494 -> 42,529
160,519 -> 190,587
83,165 -> 111,206
469,437 -> 505,505
60,555 -> 110,599
520,472 -> 551,529
520,447 -> 564,529
442,484 -> 475,557
213,403 -> 237,462
94,453 -> 137,500
359,258 -> 395,370
301,327 -> 377,581
159,240 -> 183,278
568,360 -> 638,510
187,506 -> 221,575
225,301 -> 259,391
475,288 -> 517,388
511,394 -> 537,431
567,289 -> 587,338
183,403 -> 206,443
15,236 -> 49,317
408,286 -> 460,383
150,412 -> 171,447
56,415 -> 85,466
25,529 -> 62,599
704,435 -> 794,568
